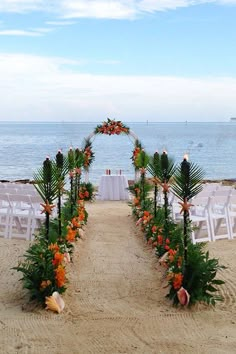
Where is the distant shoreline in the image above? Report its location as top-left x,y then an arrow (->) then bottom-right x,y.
1,178 -> 236,187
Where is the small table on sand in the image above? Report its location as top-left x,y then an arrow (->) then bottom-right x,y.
98,175 -> 130,201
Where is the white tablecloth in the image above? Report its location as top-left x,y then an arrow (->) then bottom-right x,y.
98,175 -> 130,200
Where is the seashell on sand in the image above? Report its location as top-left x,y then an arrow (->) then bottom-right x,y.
45,291 -> 65,313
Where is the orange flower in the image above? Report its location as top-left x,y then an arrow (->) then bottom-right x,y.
152,225 -> 158,233
66,227 -> 77,242
168,249 -> 177,263
55,265 -> 66,288
172,273 -> 183,290
157,235 -> 163,245
52,252 -> 64,266
71,217 -> 80,228
40,280 -> 51,290
48,243 -> 60,253
78,199 -> 84,207
78,213 -> 85,221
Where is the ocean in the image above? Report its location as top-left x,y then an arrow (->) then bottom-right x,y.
0,121 -> 235,185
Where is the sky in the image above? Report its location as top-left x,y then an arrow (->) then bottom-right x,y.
0,0 -> 236,122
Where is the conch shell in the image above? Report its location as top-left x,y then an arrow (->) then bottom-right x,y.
78,228 -> 85,239
159,252 -> 169,266
177,287 -> 190,306
64,252 -> 71,263
45,291 -> 65,313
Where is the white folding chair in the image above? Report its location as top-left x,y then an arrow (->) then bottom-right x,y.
212,188 -> 232,197
227,195 -> 236,239
8,194 -> 32,240
169,194 -> 182,221
0,193 -> 11,238
189,196 -> 212,243
208,195 -> 231,241
29,195 -> 45,239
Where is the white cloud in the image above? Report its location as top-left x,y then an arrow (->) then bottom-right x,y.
0,53 -> 235,122
0,0 -> 235,19
46,20 -> 76,26
0,29 -> 41,36
0,28 -> 52,36
60,0 -> 137,20
0,0 -> 44,13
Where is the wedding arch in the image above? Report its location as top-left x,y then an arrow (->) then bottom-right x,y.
82,118 -> 140,182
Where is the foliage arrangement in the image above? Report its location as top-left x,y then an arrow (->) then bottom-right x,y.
79,182 -> 95,201
82,138 -> 95,171
94,118 -> 130,135
130,151 -> 225,307
14,147 -> 94,312
131,139 -> 143,170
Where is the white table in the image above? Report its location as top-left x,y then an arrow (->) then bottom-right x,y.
98,175 -> 130,200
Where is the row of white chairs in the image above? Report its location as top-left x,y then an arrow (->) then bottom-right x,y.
0,182 -> 36,189
0,193 -> 45,241
198,184 -> 236,198
170,193 -> 236,243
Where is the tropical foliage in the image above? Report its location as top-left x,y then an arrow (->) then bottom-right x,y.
14,146 -> 94,311
130,151 -> 225,307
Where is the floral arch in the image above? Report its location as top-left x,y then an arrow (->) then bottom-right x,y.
82,118 -> 140,183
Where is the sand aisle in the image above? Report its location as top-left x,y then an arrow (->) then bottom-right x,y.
0,200 -> 236,353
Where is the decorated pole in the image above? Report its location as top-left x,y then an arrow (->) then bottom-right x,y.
56,149 -> 63,237
180,154 -> 191,266
68,147 -> 74,217
43,156 -> 52,239
160,151 -> 169,221
153,151 -> 159,218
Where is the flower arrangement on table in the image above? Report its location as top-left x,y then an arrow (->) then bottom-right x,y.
94,118 -> 130,135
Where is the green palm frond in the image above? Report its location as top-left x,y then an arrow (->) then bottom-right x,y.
147,155 -> 176,182
33,162 -> 60,202
172,162 -> 205,201
135,150 -> 150,168
75,148 -> 84,168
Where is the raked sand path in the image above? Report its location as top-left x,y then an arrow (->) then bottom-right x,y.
0,200 -> 236,353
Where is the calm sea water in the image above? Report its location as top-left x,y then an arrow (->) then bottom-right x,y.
0,121 -> 235,185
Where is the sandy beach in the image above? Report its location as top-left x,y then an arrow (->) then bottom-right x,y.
1,200 -> 236,354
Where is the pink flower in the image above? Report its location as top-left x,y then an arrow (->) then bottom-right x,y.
136,218 -> 142,226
